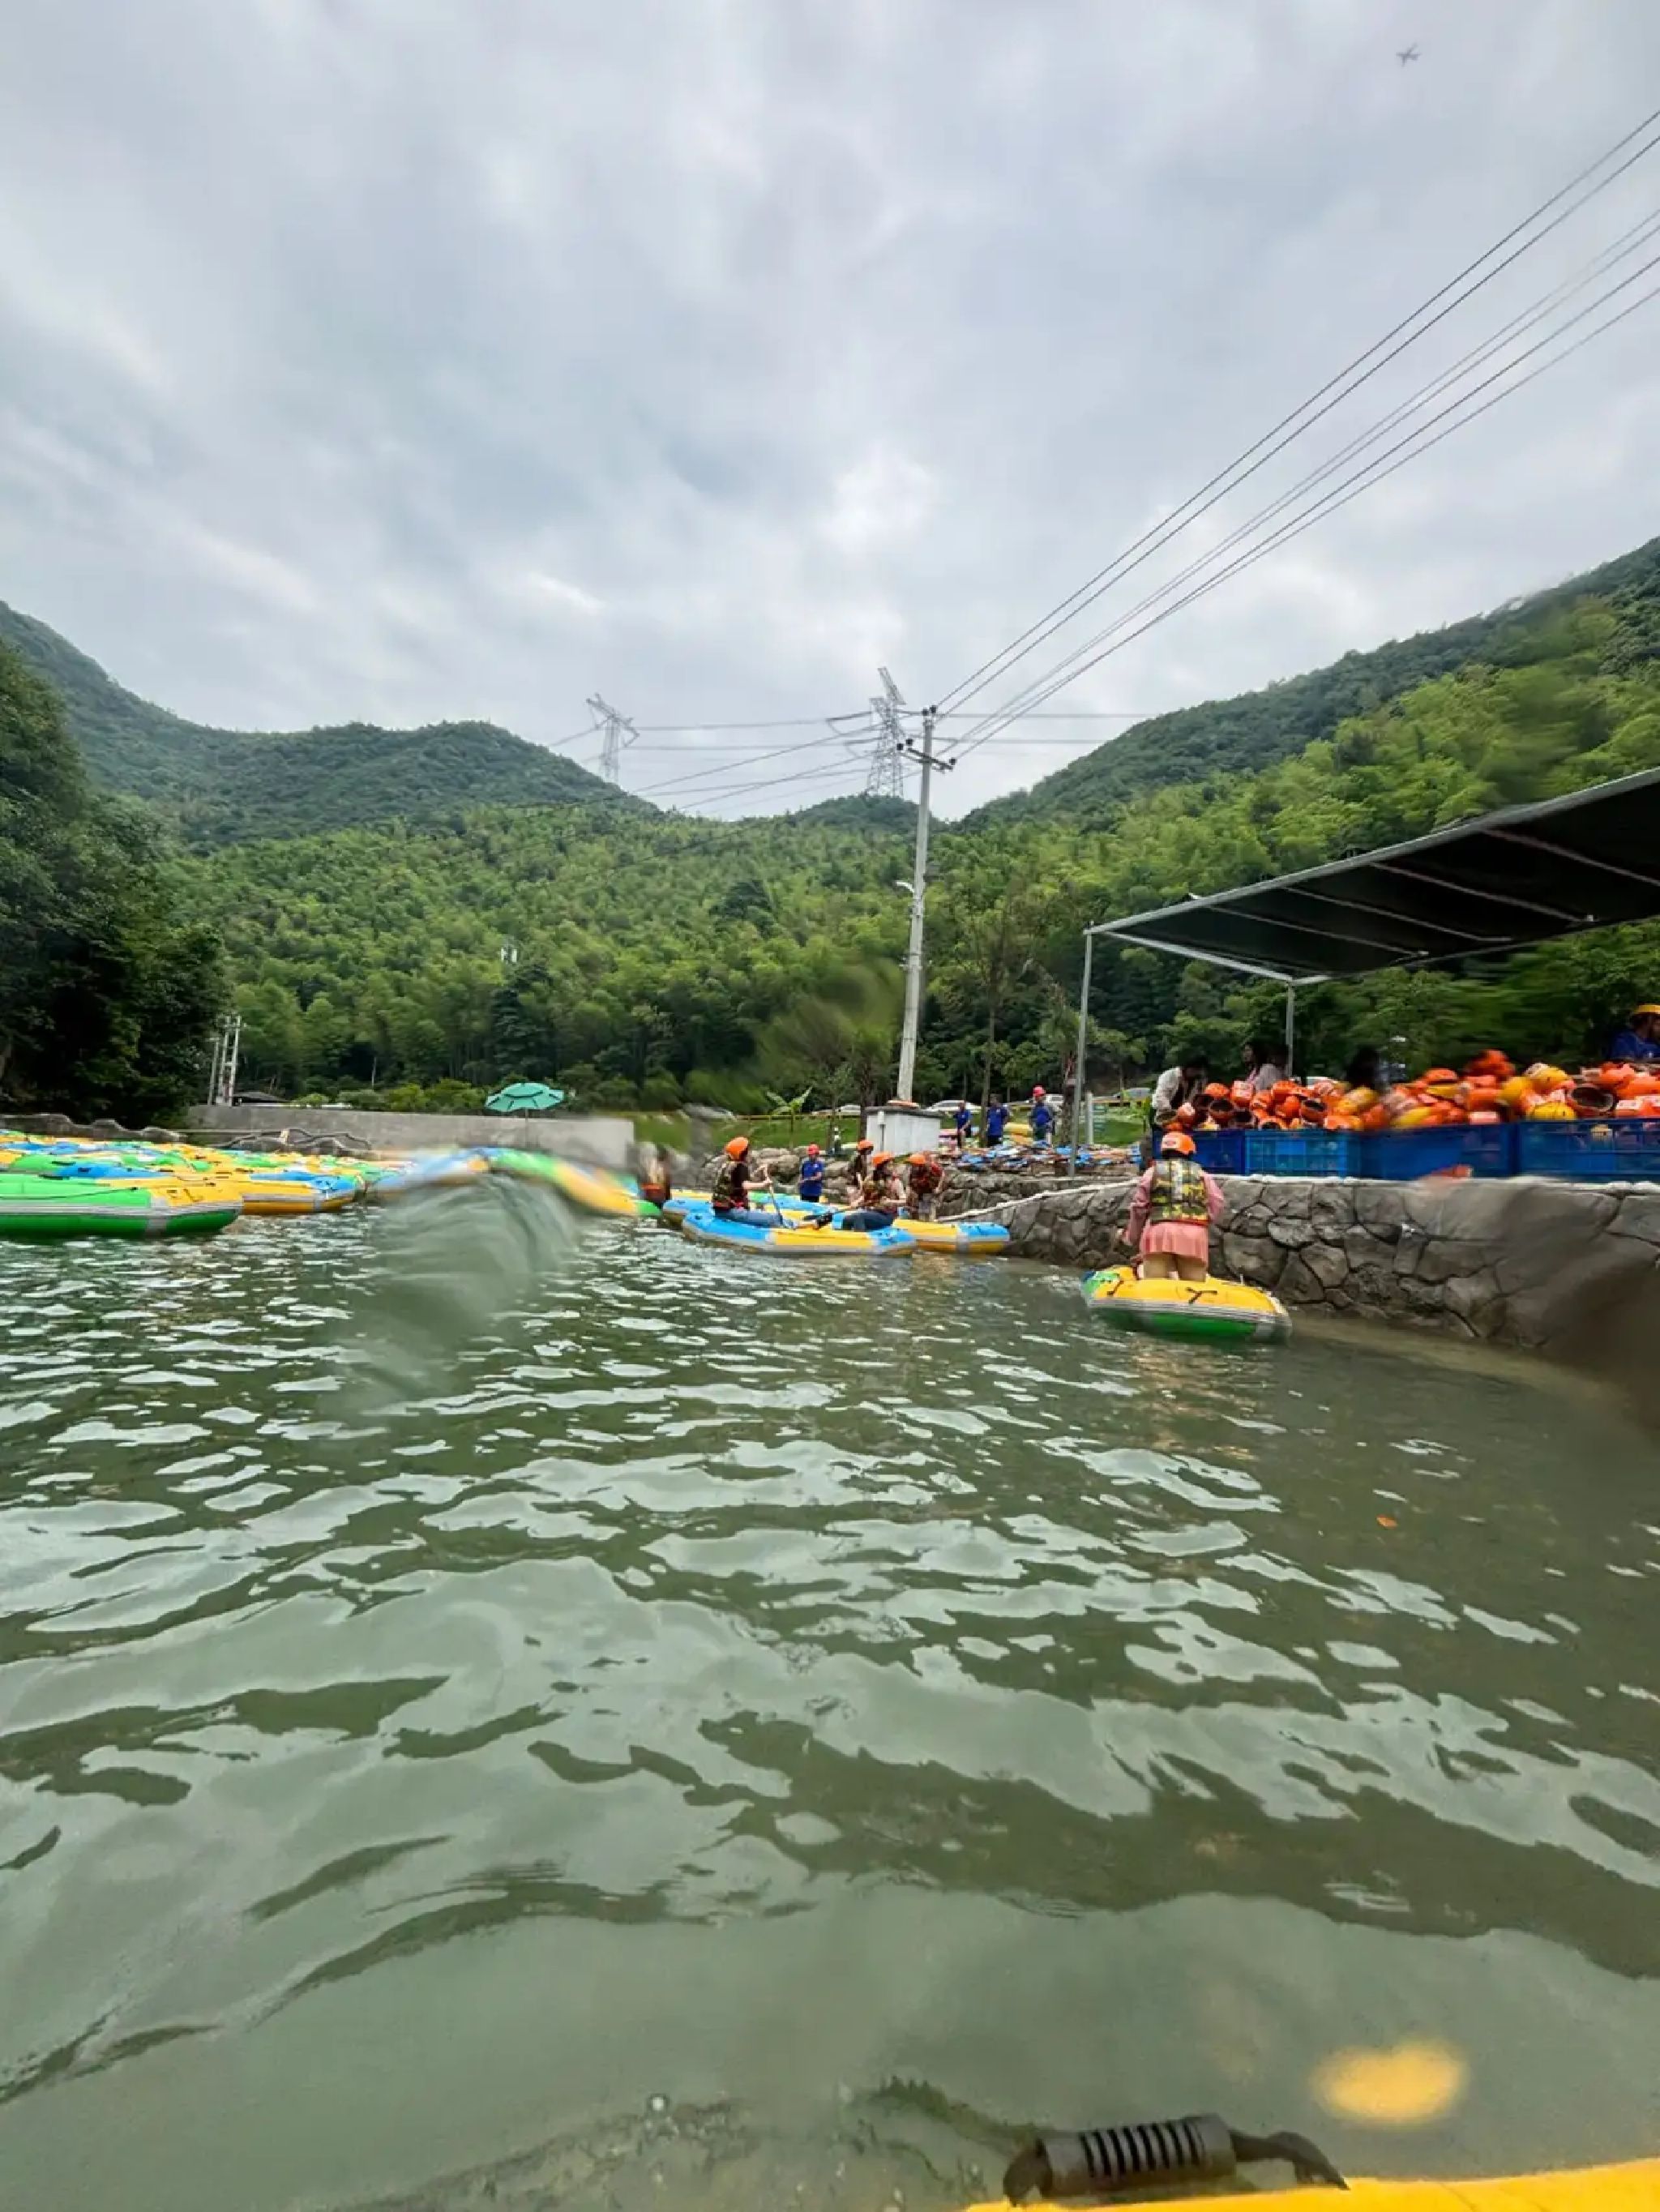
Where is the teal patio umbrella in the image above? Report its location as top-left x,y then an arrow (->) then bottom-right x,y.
485,1081 -> 566,1114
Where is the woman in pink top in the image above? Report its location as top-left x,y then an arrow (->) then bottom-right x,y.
1123,1129 -> 1226,1282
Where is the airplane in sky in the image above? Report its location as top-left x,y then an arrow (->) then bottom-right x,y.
1397,43 -> 1421,64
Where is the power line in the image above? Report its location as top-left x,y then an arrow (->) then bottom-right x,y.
631,712 -> 873,731
950,264 -> 1660,758
931,101 -> 1660,722
949,226 -> 1660,760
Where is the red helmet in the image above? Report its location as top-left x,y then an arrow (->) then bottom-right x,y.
805,1144 -> 821,1157
1032,1085 -> 1046,1099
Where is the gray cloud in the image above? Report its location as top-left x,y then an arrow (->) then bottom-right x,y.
2,0 -> 1658,816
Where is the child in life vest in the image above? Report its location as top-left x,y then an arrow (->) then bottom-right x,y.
1123,1129 -> 1225,1281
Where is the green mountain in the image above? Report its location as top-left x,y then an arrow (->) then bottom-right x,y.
10,530 -> 1660,1127
973,534 -> 1660,826
0,600 -> 627,844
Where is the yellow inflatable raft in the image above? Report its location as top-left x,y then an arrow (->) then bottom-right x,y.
980,2163 -> 1660,2212
1081,1264 -> 1289,1341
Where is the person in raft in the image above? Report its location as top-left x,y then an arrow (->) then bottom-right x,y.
1609,1003 -> 1660,1063
1029,1086 -> 1055,1145
984,1095 -> 1009,1146
797,1144 -> 826,1204
842,1150 -> 903,1232
638,1144 -> 674,1212
709,1135 -> 778,1226
905,1149 -> 946,1219
1123,1128 -> 1226,1282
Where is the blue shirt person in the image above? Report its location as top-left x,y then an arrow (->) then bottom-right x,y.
797,1146 -> 826,1201
954,1104 -> 973,1147
985,1098 -> 1008,1146
1610,1005 -> 1660,1063
1029,1089 -> 1055,1143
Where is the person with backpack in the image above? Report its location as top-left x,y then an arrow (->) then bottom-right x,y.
1123,1129 -> 1226,1282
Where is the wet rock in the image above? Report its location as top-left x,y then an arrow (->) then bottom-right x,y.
1219,1233 -> 1285,1288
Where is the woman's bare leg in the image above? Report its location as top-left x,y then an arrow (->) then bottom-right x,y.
1140,1250 -> 1177,1279
1174,1254 -> 1209,1282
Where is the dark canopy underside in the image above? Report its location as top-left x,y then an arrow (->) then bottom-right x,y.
1089,766 -> 1660,983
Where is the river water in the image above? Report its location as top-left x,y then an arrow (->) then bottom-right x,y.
0,1201 -> 1657,2212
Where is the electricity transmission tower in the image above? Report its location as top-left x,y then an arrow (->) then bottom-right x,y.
862,667 -> 907,801
588,693 -> 639,784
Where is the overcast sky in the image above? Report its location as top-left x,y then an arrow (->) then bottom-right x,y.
2,0 -> 1659,819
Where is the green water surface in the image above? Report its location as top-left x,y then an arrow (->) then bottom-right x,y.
0,1207 -> 1656,2212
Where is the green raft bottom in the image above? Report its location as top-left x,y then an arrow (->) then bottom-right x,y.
0,1208 -> 239,1243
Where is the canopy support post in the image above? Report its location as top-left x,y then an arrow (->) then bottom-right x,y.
1069,931 -> 1093,1179
1285,982 -> 1297,1079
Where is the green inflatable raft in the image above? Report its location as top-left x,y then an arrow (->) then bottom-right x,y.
0,1173 -> 242,1242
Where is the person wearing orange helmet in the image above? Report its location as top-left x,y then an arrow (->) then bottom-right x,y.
905,1147 -> 946,1220
1123,1127 -> 1226,1282
842,1149 -> 902,1232
709,1133 -> 777,1225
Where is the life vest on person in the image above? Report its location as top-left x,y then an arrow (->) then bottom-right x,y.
909,1158 -> 943,1196
1149,1158 -> 1209,1224
861,1172 -> 898,1214
711,1155 -> 746,1210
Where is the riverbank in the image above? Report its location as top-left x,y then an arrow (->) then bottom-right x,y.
943,1170 -> 1660,1356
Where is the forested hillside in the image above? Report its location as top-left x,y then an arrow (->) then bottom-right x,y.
9,531 -> 1660,1122
0,641 -> 225,1122
0,601 -> 625,844
173,546 -> 1660,1110
975,534 -> 1660,826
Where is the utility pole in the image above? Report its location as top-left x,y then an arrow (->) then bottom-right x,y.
588,693 -> 638,784
863,667 -> 907,801
894,704 -> 951,1106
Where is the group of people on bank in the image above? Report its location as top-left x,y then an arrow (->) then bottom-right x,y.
950,1088 -> 1056,1149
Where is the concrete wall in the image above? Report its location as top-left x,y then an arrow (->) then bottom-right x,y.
946,1170 -> 1660,1357
189,1105 -> 636,1170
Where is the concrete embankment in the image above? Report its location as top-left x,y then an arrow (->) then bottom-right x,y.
943,1170 -> 1660,1355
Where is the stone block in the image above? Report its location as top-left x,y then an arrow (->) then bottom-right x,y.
1611,1189 -> 1660,1247
1298,1237 -> 1350,1290
1267,1213 -> 1317,1248
1220,1233 -> 1285,1288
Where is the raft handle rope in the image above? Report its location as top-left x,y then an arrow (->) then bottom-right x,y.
1003,2112 -> 1345,2201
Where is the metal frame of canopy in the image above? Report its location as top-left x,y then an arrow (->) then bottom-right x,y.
1066,764 -> 1660,1167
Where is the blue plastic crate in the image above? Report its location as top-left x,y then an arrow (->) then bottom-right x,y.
1514,1119 -> 1660,1183
1243,1127 -> 1361,1178
1360,1124 -> 1517,1180
1193,1128 -> 1247,1175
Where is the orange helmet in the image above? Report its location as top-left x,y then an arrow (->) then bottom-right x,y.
854,1136 -> 874,1152
805,1144 -> 821,1157
1161,1130 -> 1196,1157
724,1136 -> 750,1159
871,1151 -> 895,1167
907,1151 -> 930,1166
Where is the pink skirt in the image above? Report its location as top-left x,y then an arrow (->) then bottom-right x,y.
1140,1221 -> 1211,1262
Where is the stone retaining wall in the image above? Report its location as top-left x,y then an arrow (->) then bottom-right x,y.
946,1171 -> 1660,1355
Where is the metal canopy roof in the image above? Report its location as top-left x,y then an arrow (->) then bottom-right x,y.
1087,764 -> 1660,985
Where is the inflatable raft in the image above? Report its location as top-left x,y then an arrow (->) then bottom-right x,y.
0,1172 -> 242,1241
1082,1264 -> 1289,1341
982,2163 -> 1660,2212
678,1207 -> 913,1256
896,1216 -> 1010,1256
490,1151 -> 645,1217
